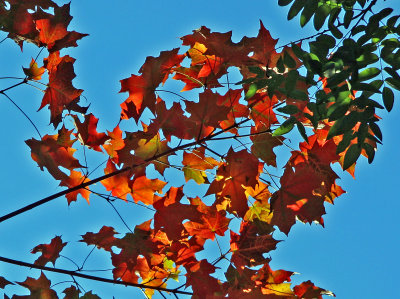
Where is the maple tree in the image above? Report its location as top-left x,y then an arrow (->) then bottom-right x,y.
0,0 -> 399,298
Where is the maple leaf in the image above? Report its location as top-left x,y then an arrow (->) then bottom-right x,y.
182,148 -> 219,184
183,197 -> 231,240
185,89 -> 231,135
59,170 -> 91,204
101,159 -> 132,200
271,164 -> 324,235
149,100 -> 198,141
119,48 -> 185,121
112,220 -> 166,283
250,126 -> 283,167
244,180 -> 273,223
63,286 -> 81,299
134,133 -> 172,175
248,92 -> 279,129
230,222 -> 278,268
41,52 -> 84,127
216,88 -> 248,133
17,272 -> 58,299
0,276 -> 13,289
31,235 -> 67,266
131,175 -> 167,205
80,226 -> 118,252
25,132 -> 83,181
73,113 -> 109,152
185,260 -> 223,298
35,3 -> 87,51
247,21 -> 279,66
187,42 -> 223,77
103,125 -> 125,163
172,65 -> 223,91
12,6 -> 37,36
294,280 -> 335,298
23,58 -> 45,80
211,148 -> 260,217
154,188 -> 202,240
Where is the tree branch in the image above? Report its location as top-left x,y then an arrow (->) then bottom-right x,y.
0,256 -> 193,296
0,117 -> 250,223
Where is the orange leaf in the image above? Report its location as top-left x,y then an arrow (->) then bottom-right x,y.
182,147 -> 219,184
23,58 -> 45,80
60,170 -> 91,204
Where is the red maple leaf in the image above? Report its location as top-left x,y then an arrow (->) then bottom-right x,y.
17,272 -> 58,299
73,113 -> 109,152
294,280 -> 335,298
230,221 -> 278,269
35,3 -> 87,51
250,126 -> 283,167
154,188 -> 202,240
80,226 -> 118,252
271,164 -> 324,235
119,48 -> 185,121
0,276 -> 13,289
211,148 -> 260,217
149,100 -> 198,141
185,89 -> 231,134
41,52 -> 84,127
185,260 -> 223,298
31,236 -> 67,266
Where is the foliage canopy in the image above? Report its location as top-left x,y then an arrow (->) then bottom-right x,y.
0,0 -> 399,297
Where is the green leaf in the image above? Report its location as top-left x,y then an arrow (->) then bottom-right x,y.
278,0 -> 294,6
336,132 -> 354,154
328,103 -> 350,121
288,0 -> 307,20
357,122 -> 368,144
285,70 -> 298,93
386,77 -> 400,90
300,0 -> 318,27
387,15 -> 400,28
277,105 -> 299,115
272,117 -> 296,136
352,24 -> 366,36
382,86 -> 394,111
296,121 -> 308,142
326,69 -> 351,88
291,43 -> 305,59
329,23 -> 343,39
277,56 -> 285,73
344,9 -> 354,28
289,90 -> 309,101
314,4 -> 330,30
327,112 -> 359,139
245,83 -> 258,100
358,67 -> 380,81
283,51 -> 296,68
356,0 -> 366,8
369,122 -> 382,141
343,144 -> 361,170
362,142 -> 375,164
316,34 -> 336,49
370,8 -> 393,24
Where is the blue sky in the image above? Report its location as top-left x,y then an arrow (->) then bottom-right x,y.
0,1 -> 399,298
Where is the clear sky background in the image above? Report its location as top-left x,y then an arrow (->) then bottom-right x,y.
0,1 -> 399,298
